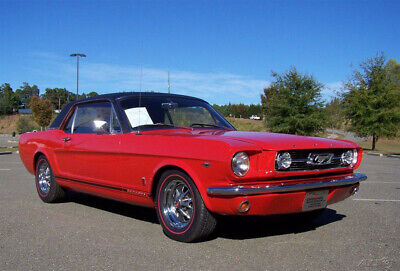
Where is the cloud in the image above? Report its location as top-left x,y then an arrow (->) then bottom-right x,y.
28,52 -> 268,105
27,52 -> 344,104
322,81 -> 343,101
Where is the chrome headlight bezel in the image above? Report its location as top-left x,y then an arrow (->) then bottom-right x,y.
276,152 -> 292,170
232,152 -> 250,177
341,149 -> 358,167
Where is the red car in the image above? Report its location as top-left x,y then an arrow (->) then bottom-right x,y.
19,93 -> 367,242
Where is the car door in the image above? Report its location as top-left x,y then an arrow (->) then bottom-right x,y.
55,101 -> 126,189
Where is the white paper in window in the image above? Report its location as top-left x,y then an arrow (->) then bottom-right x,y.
124,107 -> 153,128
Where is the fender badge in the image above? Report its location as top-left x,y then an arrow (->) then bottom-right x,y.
202,162 -> 211,168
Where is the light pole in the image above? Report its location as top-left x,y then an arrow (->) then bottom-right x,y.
70,53 -> 86,99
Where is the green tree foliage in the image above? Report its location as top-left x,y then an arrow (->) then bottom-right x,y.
385,58 -> 400,85
0,83 -> 20,115
87,91 -> 99,97
29,96 -> 53,129
43,88 -> 70,110
15,82 -> 39,108
343,54 -> 400,150
213,103 -> 262,118
261,67 -> 325,136
324,97 -> 345,129
16,116 -> 40,134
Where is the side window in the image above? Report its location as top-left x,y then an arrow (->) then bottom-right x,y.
110,109 -> 122,134
63,102 -> 122,134
63,110 -> 75,134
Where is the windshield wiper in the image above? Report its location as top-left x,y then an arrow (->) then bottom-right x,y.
190,123 -> 226,130
136,123 -> 191,130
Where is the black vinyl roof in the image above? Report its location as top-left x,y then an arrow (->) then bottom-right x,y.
78,92 -> 205,103
49,92 -> 206,130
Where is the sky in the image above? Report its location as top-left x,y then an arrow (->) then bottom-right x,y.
0,0 -> 399,105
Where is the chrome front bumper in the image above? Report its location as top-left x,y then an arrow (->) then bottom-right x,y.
207,173 -> 367,196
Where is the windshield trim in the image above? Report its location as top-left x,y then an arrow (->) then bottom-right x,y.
117,95 -> 236,133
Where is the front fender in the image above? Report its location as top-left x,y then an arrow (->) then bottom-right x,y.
151,158 -> 224,211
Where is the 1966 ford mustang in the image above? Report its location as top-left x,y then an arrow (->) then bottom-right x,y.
19,92 -> 367,242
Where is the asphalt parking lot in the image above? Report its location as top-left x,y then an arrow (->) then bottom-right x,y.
0,153 -> 399,270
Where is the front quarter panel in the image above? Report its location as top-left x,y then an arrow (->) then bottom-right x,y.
19,130 -> 64,175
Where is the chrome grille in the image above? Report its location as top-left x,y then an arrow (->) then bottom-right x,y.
276,149 -> 349,171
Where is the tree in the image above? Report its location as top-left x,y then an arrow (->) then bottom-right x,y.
248,104 -> 262,119
385,58 -> 400,85
16,115 -> 40,134
343,53 -> 400,150
15,82 -> 40,108
231,103 -> 247,118
0,83 -> 20,115
29,96 -> 53,129
261,67 -> 325,136
43,88 -> 70,110
324,97 -> 345,129
87,91 -> 99,97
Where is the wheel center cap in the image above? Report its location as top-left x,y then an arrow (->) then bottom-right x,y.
174,201 -> 179,208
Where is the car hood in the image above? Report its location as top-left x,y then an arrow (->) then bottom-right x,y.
184,130 -> 358,151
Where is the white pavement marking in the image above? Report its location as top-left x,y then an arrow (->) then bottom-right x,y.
364,182 -> 400,184
0,169 -> 11,171
353,199 -> 400,202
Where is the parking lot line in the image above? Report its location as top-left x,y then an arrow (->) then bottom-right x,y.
0,169 -> 11,171
353,199 -> 400,202
364,181 -> 400,184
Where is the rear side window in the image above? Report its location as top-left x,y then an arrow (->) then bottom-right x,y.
63,102 -> 122,134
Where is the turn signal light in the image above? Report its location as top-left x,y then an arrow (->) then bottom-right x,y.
238,200 -> 250,213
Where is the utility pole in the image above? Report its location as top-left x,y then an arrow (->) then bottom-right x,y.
70,53 -> 86,99
168,71 -> 170,94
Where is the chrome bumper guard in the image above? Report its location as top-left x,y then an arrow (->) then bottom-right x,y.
207,173 -> 367,196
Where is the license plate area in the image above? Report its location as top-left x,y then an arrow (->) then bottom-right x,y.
302,190 -> 328,211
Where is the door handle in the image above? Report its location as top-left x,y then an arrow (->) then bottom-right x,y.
62,137 -> 71,142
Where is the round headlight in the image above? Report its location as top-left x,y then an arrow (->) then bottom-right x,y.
232,152 -> 250,177
276,152 -> 292,170
341,149 -> 358,167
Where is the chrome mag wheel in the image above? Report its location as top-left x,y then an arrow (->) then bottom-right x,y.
161,179 -> 194,230
37,160 -> 51,195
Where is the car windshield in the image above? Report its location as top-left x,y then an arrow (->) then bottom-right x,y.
118,96 -> 235,130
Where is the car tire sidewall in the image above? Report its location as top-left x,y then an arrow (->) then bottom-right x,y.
155,170 -> 206,242
35,156 -> 58,202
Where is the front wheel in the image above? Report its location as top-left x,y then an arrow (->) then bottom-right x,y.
155,170 -> 216,242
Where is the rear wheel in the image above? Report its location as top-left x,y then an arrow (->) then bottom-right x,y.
155,170 -> 216,242
35,155 -> 65,203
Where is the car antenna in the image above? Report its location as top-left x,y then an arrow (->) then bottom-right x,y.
137,64 -> 143,135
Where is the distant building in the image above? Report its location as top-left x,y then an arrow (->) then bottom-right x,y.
18,109 -> 32,114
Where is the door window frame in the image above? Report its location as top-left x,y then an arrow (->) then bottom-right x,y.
61,100 -> 123,135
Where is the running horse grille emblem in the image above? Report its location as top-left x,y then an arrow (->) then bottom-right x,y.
307,153 -> 334,165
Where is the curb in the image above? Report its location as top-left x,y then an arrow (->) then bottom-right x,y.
387,154 -> 400,159
0,151 -> 12,155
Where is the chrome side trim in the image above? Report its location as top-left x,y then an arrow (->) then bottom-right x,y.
207,173 -> 367,196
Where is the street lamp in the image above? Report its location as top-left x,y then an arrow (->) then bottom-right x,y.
70,53 -> 86,99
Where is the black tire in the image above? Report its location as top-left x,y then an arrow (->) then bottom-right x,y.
155,170 -> 217,242
35,155 -> 66,203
